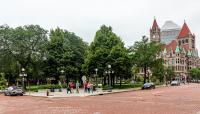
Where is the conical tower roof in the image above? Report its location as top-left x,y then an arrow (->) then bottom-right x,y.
151,19 -> 159,29
178,22 -> 191,38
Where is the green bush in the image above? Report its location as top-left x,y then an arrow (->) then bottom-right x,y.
0,86 -> 6,90
136,76 -> 144,82
27,83 -> 68,91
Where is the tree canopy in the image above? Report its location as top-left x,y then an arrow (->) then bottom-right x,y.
82,25 -> 132,85
129,36 -> 162,83
189,68 -> 200,80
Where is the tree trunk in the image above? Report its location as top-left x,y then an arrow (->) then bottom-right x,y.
112,76 -> 115,86
143,66 -> 147,84
103,76 -> 106,86
120,76 -> 122,87
66,74 -> 69,85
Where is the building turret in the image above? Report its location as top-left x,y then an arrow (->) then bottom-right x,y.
150,18 -> 161,42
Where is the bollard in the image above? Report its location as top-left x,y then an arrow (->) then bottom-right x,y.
46,90 -> 49,96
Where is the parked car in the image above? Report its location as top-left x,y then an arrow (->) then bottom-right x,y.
4,86 -> 24,96
171,80 -> 180,86
141,83 -> 155,90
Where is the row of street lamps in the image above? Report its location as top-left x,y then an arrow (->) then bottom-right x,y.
18,65 -> 114,92
94,64 -> 114,92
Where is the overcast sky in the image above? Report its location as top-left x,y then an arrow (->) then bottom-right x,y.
1,0 -> 200,50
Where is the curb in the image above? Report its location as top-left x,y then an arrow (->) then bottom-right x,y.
90,85 -> 167,96
89,88 -> 142,96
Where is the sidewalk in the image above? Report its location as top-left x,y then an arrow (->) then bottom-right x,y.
25,85 -> 166,98
25,88 -> 103,98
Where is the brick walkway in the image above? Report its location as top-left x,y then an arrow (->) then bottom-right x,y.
0,83 -> 200,114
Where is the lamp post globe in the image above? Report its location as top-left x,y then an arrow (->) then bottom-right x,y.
108,64 -> 111,69
61,70 -> 64,74
22,68 -> 25,72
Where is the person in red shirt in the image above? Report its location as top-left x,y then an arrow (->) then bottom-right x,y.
84,82 -> 87,93
69,82 -> 74,93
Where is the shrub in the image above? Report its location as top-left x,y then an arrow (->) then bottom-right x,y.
27,83 -> 68,91
136,76 -> 144,82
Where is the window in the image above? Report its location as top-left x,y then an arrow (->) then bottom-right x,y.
179,41 -> 181,45
192,40 -> 194,43
182,40 -> 185,44
185,39 -> 188,43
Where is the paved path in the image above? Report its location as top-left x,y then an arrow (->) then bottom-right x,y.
0,83 -> 200,114
24,87 -> 143,98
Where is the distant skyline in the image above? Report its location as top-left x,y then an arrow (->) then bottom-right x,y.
0,0 -> 200,51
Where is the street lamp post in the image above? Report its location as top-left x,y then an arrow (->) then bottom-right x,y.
106,64 -> 114,92
19,68 -> 27,91
95,68 -> 98,87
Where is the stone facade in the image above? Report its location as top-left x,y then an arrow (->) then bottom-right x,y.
150,19 -> 200,77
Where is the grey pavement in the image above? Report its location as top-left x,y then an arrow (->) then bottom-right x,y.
24,84 -> 167,98
25,87 -> 142,98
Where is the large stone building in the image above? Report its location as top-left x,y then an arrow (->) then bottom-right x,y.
150,18 -> 200,78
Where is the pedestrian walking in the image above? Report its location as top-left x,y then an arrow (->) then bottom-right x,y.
90,83 -> 93,93
87,82 -> 91,93
69,82 -> 74,93
76,81 -> 80,93
84,82 -> 87,93
66,84 -> 71,94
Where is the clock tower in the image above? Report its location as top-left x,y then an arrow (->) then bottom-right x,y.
150,18 -> 161,42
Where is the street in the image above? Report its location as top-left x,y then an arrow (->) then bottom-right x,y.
0,84 -> 200,114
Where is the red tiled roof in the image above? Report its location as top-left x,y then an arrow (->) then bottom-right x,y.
152,19 -> 159,29
182,44 -> 189,53
162,42 -> 193,54
165,40 -> 177,52
178,22 -> 191,38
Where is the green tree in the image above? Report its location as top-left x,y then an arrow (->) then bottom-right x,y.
10,25 -> 48,69
45,28 -> 87,84
0,25 -> 48,84
64,30 -> 88,81
0,25 -> 19,84
151,60 -> 165,83
165,66 -> 175,83
45,28 -> 73,83
109,44 -> 132,86
0,73 -> 7,89
131,66 -> 140,81
129,36 -> 162,84
83,25 -> 132,86
189,68 -> 200,81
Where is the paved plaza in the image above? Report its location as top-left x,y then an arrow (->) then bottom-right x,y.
0,84 -> 200,114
